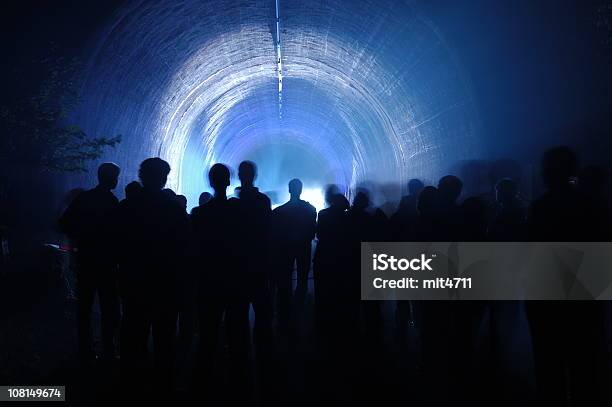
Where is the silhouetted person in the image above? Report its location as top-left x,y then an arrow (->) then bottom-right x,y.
172,193 -> 194,353
413,185 -> 457,405
124,181 -> 142,202
526,146 -> 603,406
311,189 -> 350,402
437,175 -> 463,241
346,190 -> 385,344
175,194 -> 188,214
199,192 -> 212,205
191,163 -> 250,403
235,160 -> 275,390
458,195 -> 489,403
59,162 -> 121,365
313,188 -> 349,338
271,178 -> 316,331
190,192 -> 212,217
391,178 -> 424,240
116,158 -> 188,397
412,186 -> 442,241
487,178 -> 526,241
395,186 -> 437,347
483,179 -> 525,404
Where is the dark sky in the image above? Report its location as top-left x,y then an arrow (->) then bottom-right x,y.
1,0 -> 123,98
422,0 -> 612,162
2,0 -> 611,164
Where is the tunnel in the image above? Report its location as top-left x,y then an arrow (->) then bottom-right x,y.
74,0 -> 482,208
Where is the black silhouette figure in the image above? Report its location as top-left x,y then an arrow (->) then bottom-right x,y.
458,195 -> 489,403
526,146 -> 603,406
311,188 -> 351,403
191,163 -> 250,403
173,193 -> 195,352
116,158 -> 189,397
199,191 -> 213,206
394,183 -> 429,347
271,178 -> 316,331
346,189 -> 386,344
175,194 -> 188,214
437,175 -> 463,241
313,187 -> 350,338
487,178 -> 526,241
391,178 -> 424,240
234,160 -> 276,402
191,192 -> 212,217
414,184 -> 456,405
484,178 -> 525,404
59,162 -> 121,365
124,181 -> 142,202
234,164 -> 273,326
412,186 -> 442,241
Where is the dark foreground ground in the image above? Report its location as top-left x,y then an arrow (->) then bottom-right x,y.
1,255 -> 611,406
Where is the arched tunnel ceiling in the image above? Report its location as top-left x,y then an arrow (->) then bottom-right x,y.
75,0 -> 482,204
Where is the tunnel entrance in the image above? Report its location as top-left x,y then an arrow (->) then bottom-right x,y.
73,0 -> 482,204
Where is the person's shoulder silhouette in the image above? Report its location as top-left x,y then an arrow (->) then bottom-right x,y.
272,179 -> 316,242
317,191 -> 349,241
391,179 -> 424,240
117,158 -> 188,268
397,178 -> 424,217
123,181 -> 142,202
347,190 -> 375,241
192,164 -> 240,257
412,186 -> 442,241
59,162 -> 121,257
436,175 -> 463,241
237,160 -> 271,210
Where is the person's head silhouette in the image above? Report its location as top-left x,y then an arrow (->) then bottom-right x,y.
139,158 -> 170,190
541,146 -> 577,190
199,192 -> 213,206
209,163 -> 231,195
331,193 -> 350,211
352,190 -> 370,210
495,178 -> 518,206
238,161 -> 257,187
98,163 -> 120,190
324,184 -> 340,207
408,178 -> 424,196
176,195 -> 188,212
288,178 -> 303,200
124,181 -> 142,200
438,175 -> 463,204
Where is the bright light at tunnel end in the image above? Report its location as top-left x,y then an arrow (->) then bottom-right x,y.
271,187 -> 325,212
77,0 -> 482,203
301,188 -> 325,213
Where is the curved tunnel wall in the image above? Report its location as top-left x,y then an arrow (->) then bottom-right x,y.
74,0 -> 482,206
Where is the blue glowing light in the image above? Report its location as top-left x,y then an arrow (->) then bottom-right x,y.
73,0 -> 482,207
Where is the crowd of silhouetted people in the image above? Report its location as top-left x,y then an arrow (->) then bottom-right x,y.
58,146 -> 611,406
